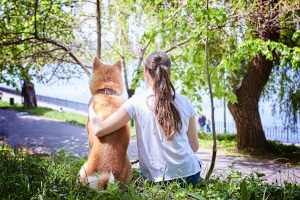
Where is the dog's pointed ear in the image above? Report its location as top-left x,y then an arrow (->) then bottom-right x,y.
114,60 -> 122,71
93,57 -> 102,69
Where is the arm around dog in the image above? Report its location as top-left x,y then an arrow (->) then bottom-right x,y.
89,101 -> 131,137
187,115 -> 199,152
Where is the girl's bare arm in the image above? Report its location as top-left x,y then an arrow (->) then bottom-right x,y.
88,99 -> 131,137
187,115 -> 199,152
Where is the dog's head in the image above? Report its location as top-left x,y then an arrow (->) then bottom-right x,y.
89,57 -> 123,95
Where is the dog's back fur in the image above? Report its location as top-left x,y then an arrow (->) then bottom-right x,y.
79,57 -> 132,190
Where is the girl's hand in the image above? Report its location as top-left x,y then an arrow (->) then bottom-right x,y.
88,98 -> 131,137
88,98 -> 102,136
88,98 -> 97,121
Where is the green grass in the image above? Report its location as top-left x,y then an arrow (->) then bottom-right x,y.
1,147 -> 299,199
198,132 -> 300,166
198,131 -> 238,149
0,101 -> 88,126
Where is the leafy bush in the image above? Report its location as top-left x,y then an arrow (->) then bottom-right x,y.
1,146 -> 299,200
197,131 -> 213,140
268,140 -> 300,156
198,132 -> 237,141
217,133 -> 237,141
267,140 -> 300,165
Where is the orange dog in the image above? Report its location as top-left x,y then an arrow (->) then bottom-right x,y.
79,57 -> 132,190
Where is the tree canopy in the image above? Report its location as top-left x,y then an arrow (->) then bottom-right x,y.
144,0 -> 300,149
0,0 -> 90,88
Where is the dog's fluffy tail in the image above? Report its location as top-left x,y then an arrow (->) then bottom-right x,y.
86,171 -> 115,190
79,163 -> 115,190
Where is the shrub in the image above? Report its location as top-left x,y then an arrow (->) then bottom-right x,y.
1,147 -> 299,199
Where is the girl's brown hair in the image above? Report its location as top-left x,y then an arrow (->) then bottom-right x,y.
145,52 -> 182,140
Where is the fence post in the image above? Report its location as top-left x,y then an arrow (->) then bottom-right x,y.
287,125 -> 289,143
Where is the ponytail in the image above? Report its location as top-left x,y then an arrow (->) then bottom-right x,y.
145,52 -> 182,140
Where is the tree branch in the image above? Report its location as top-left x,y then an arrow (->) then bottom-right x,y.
164,38 -> 190,53
96,0 -> 101,58
38,38 -> 90,76
34,0 -> 38,38
0,37 -> 36,46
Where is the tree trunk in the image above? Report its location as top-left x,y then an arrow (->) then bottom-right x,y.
228,0 -> 280,151
21,80 -> 37,109
228,55 -> 274,150
96,0 -> 101,59
204,0 -> 217,180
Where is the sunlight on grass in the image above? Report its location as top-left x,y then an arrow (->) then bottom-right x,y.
198,132 -> 238,150
0,101 -> 9,107
0,101 -> 87,126
0,142 -> 10,151
198,132 -> 300,166
1,145 -> 299,199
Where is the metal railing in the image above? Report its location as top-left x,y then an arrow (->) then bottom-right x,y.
36,95 -> 88,113
263,125 -> 300,144
214,122 -> 300,144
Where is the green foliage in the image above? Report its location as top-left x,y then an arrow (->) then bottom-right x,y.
292,30 -> 300,41
141,0 -> 300,131
1,147 -> 300,199
217,133 -> 237,141
196,170 -> 300,199
198,132 -> 237,141
0,148 -> 88,199
267,141 -> 300,163
0,148 -> 49,199
143,0 -> 237,111
240,179 -> 248,200
0,0 -> 82,88
222,38 -> 300,76
263,41 -> 300,125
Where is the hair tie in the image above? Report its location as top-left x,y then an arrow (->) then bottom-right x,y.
146,62 -> 164,70
154,63 -> 164,70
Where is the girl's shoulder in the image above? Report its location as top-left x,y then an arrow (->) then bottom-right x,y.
130,91 -> 149,100
175,92 -> 191,103
126,92 -> 150,106
175,93 -> 195,111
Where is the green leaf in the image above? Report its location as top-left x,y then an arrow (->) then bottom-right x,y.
240,179 -> 248,200
292,30 -> 300,41
186,192 -> 206,200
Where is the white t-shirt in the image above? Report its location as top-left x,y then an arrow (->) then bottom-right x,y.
121,91 -> 201,182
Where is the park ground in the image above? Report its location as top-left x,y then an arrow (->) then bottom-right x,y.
0,91 -> 299,185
